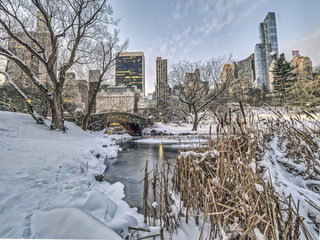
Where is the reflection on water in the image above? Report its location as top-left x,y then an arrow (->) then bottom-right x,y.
103,140 -> 180,212
159,143 -> 164,165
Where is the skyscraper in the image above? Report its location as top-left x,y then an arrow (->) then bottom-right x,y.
254,12 -> 279,90
156,57 -> 168,110
115,52 -> 145,95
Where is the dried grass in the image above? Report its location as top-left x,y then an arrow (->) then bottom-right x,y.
141,105 -> 320,240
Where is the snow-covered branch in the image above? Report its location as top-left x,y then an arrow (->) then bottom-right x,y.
0,47 -> 53,99
0,70 -> 44,124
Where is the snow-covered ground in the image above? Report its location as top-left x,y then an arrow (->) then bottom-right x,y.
1,110 -> 319,239
0,111 -> 209,239
143,121 -> 213,136
0,112 -> 142,239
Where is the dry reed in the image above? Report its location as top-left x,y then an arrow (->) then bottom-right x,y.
139,105 -> 319,240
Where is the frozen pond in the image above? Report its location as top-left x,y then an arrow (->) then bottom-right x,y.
103,136 -> 208,212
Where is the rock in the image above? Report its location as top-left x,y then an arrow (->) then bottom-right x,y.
95,175 -> 104,182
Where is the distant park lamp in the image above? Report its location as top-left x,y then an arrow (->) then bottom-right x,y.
25,99 -> 32,103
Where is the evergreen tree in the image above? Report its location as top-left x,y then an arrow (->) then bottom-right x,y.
271,55 -> 297,104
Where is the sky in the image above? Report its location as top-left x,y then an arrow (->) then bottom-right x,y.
109,0 -> 320,94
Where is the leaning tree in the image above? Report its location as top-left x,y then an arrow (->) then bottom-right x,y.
0,0 -> 118,130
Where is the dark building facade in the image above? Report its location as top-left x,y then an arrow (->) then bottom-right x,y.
115,52 -> 145,95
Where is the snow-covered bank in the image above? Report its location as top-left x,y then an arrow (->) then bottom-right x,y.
139,122 -> 214,148
135,137 -> 208,144
0,111 -> 142,238
1,110 -> 319,239
143,122 -> 213,136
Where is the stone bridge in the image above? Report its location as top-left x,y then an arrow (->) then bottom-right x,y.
89,112 -> 153,135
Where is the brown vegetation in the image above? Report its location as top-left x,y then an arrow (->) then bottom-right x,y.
141,104 -> 320,239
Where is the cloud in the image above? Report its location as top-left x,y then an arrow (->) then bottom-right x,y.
172,12 -> 182,20
144,0 -> 268,93
197,0 -> 265,36
282,29 -> 320,66
163,0 -> 265,61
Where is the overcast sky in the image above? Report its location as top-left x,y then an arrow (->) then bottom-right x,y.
110,0 -> 320,94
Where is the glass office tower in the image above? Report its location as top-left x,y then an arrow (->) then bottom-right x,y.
254,12 -> 279,90
115,52 -> 145,95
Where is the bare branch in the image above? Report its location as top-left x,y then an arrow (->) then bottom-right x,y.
0,47 -> 52,99
0,70 -> 44,124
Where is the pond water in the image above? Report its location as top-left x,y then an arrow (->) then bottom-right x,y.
103,137 -> 208,212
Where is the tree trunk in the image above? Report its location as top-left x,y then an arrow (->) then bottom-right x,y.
82,110 -> 91,130
192,105 -> 198,131
82,89 -> 99,130
50,88 -> 64,130
82,88 -> 97,130
82,76 -> 101,130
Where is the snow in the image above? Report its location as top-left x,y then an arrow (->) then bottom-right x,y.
260,136 -> 320,238
135,137 -> 208,144
253,227 -> 264,239
31,208 -> 122,239
254,183 -> 264,192
1,109 -> 319,239
0,111 -> 142,238
143,121 -> 213,135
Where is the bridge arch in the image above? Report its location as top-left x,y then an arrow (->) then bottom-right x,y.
89,112 -> 153,135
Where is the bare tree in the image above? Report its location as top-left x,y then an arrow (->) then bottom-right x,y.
81,30 -> 128,130
168,55 -> 233,131
293,72 -> 320,108
0,0 -> 117,130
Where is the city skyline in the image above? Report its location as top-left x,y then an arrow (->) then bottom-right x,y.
110,0 -> 320,94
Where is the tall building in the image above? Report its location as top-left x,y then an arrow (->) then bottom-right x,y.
62,72 -> 89,114
254,12 -> 279,90
290,55 -> 313,82
184,69 -> 209,96
115,52 -> 145,95
254,43 -> 266,88
156,57 -> 168,110
6,12 -> 53,89
238,54 -> 256,95
96,85 -> 139,114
